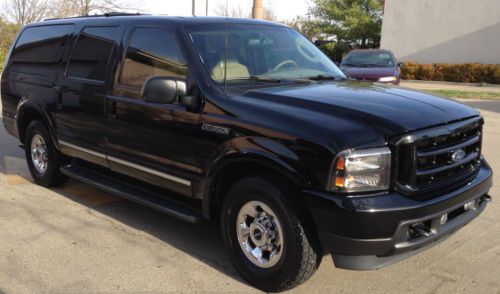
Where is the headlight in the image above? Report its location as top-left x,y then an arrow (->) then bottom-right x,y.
327,147 -> 391,193
378,76 -> 397,82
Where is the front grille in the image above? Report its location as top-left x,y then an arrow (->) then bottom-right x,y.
394,117 -> 483,199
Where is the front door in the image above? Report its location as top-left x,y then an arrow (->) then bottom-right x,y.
106,26 -> 200,196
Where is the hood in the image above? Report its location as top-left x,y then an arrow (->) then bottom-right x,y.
236,82 -> 479,148
340,66 -> 398,79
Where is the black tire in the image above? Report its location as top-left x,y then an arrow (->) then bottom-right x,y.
221,176 -> 321,292
25,120 -> 67,187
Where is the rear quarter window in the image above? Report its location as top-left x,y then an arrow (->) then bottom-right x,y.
9,24 -> 74,76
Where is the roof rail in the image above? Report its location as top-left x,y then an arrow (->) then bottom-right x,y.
44,12 -> 147,22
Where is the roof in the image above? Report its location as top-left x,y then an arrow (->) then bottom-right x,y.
29,14 -> 286,28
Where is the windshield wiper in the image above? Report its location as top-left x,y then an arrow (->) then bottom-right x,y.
226,76 -> 282,83
302,74 -> 350,81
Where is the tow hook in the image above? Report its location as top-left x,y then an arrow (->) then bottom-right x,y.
481,195 -> 492,203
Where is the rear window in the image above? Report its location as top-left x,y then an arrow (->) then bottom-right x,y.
67,26 -> 119,82
9,24 -> 74,76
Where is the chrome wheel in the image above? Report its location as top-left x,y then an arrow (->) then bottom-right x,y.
236,201 -> 284,268
30,134 -> 48,174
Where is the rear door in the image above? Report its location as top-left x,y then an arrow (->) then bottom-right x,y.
106,24 -> 200,196
56,24 -> 124,167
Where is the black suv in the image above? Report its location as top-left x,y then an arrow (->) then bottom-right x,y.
1,15 -> 493,292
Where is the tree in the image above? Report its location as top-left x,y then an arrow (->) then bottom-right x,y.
0,17 -> 20,72
46,0 -> 80,18
47,0 -> 140,18
293,0 -> 383,61
287,16 -> 324,39
1,0 -> 140,23
213,0 -> 249,18
2,0 -> 50,26
70,0 -> 139,16
212,0 -> 277,21
262,3 -> 276,21
309,0 -> 383,48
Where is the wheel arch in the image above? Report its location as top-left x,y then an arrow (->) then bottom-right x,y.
201,151 -> 311,220
17,104 -> 56,146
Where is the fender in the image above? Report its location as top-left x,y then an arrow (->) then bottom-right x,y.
199,136 -> 317,219
16,99 -> 59,148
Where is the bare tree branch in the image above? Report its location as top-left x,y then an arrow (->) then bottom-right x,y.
213,0 -> 250,18
212,0 -> 277,20
2,0 -> 50,25
262,0 -> 277,21
82,0 -> 141,15
34,0 -> 143,20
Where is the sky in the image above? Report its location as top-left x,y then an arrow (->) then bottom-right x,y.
0,0 -> 311,22
124,0 -> 311,21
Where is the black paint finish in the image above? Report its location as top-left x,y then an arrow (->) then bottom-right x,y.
1,16 -> 492,268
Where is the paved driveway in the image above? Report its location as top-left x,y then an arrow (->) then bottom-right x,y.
0,100 -> 499,293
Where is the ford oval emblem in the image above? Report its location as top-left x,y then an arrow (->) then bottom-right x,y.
451,150 -> 466,163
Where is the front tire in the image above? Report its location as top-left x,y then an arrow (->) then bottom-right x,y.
25,121 -> 67,187
221,176 -> 320,292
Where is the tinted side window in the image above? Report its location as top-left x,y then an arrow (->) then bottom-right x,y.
67,26 -> 118,81
120,28 -> 187,88
9,24 -> 74,76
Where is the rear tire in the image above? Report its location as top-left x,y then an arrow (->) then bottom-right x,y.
25,121 -> 67,187
220,176 -> 320,292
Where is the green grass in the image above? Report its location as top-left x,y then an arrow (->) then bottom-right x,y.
423,89 -> 500,100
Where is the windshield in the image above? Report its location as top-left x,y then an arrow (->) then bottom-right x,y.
185,24 -> 346,84
341,51 -> 396,68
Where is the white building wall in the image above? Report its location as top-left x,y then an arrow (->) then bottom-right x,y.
380,0 -> 500,64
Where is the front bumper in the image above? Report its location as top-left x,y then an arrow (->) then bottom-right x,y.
304,160 -> 493,270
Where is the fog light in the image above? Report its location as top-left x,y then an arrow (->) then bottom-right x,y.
464,200 -> 475,211
440,214 -> 448,225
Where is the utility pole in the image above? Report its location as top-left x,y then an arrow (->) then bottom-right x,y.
206,0 -> 209,16
192,0 -> 196,16
252,0 -> 263,19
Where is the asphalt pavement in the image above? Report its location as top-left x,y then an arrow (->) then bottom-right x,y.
0,99 -> 499,293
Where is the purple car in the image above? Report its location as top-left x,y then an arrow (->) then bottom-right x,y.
339,49 -> 402,85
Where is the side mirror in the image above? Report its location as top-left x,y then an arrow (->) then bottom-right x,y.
398,62 -> 404,68
141,77 -> 187,103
